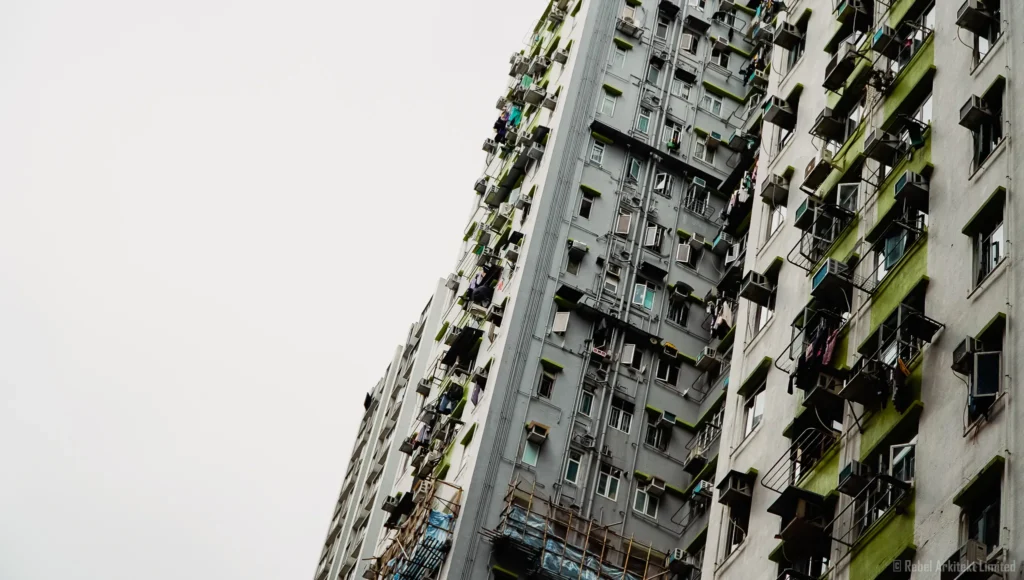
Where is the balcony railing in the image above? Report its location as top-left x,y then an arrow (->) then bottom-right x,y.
761,427 -> 839,493
827,474 -> 912,549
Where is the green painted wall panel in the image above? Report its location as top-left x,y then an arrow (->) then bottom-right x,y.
850,497 -> 915,580
870,239 -> 927,328
798,443 -> 840,496
876,134 -> 932,218
882,38 -> 935,123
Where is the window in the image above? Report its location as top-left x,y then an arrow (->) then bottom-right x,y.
645,415 -> 667,451
615,212 -> 632,235
726,505 -> 749,554
632,281 -> 656,310
670,76 -> 692,100
663,121 -> 683,150
653,173 -> 672,196
600,93 -> 617,116
522,441 -> 540,466
680,33 -> 698,55
766,204 -> 786,240
646,62 -> 662,86
622,5 -> 637,20
890,437 -> 916,483
579,192 -> 595,219
973,0 -> 1001,64
605,264 -> 622,293
643,223 -> 664,251
688,0 -> 706,9
784,17 -> 808,75
711,48 -> 730,69
538,373 -> 555,399
694,139 -> 716,164
777,126 -> 793,151
627,157 -> 643,182
700,93 -> 723,116
633,488 -> 660,517
611,46 -> 627,68
964,479 -> 1001,552
567,253 -> 582,275
655,18 -> 670,40
656,358 -> 680,384
753,302 -> 774,334
976,221 -> 1005,284
609,397 -> 634,433
596,464 -> 620,500
590,141 -> 605,165
636,108 -> 652,134
970,84 -> 1005,170
675,241 -> 694,266
621,343 -> 642,369
578,390 -> 594,416
743,385 -> 765,437
667,299 -> 689,326
565,450 -> 583,483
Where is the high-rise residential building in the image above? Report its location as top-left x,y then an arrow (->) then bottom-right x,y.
317,0 -> 1023,580
703,3 -> 1021,580
314,283 -> 448,580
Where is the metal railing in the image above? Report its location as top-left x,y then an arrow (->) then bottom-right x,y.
828,474 -> 912,549
761,427 -> 839,493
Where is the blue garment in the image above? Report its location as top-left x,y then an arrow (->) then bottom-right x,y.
509,105 -> 523,127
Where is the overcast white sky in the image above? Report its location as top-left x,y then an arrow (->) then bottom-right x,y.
0,1 -> 545,578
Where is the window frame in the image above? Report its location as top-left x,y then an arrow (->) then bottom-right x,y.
633,487 -> 660,518
609,397 -> 634,433
636,108 -> 653,134
578,390 -> 595,417
579,192 -> 595,219
975,221 -> 1005,286
632,280 -> 656,310
590,141 -> 605,165
522,440 -> 541,466
611,45 -> 628,68
596,463 -> 620,500
700,92 -> 723,116
742,384 -> 766,437
694,138 -> 716,165
537,372 -> 555,399
565,450 -> 583,484
600,93 -> 617,117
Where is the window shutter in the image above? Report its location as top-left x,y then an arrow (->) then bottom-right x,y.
645,225 -> 659,246
552,311 -> 570,333
676,243 -> 692,265
616,213 -> 632,234
622,344 -> 636,365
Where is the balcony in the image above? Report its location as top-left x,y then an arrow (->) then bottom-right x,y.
827,473 -> 911,549
761,426 -> 839,494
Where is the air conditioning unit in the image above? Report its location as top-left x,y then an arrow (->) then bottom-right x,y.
382,495 -> 400,513
526,421 -> 550,443
482,138 -> 498,154
695,347 -> 722,371
959,95 -> 993,130
691,176 -> 707,190
525,84 -> 546,105
426,449 -> 442,465
666,548 -> 696,573
553,48 -> 570,64
601,445 -> 612,457
811,258 -> 851,299
803,147 -> 835,191
952,337 -> 984,374
413,481 -> 432,503
740,271 -> 774,306
617,16 -> 640,37
689,233 -> 706,249
528,55 -> 551,77
864,128 -> 903,165
823,42 -> 859,92
693,479 -> 714,498
810,107 -> 846,143
473,177 -> 488,194
647,476 -> 666,497
684,446 -> 707,474
774,21 -> 803,49
750,69 -> 769,90
894,170 -> 929,211
760,173 -> 790,205
872,24 -> 900,59
500,244 -> 521,264
496,95 -> 509,110
763,95 -> 796,128
719,0 -> 735,10
658,410 -> 677,427
705,131 -> 722,148
548,7 -> 566,23
509,53 -> 529,76
837,460 -> 872,496
956,0 -> 995,35
445,273 -> 459,290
